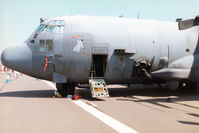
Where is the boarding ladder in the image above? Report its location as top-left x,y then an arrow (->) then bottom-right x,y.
89,78 -> 109,98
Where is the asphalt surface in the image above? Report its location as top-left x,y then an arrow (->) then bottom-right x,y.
0,72 -> 199,133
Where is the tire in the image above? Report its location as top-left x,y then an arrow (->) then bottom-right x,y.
166,81 -> 179,91
56,83 -> 75,97
56,83 -> 68,97
68,83 -> 75,95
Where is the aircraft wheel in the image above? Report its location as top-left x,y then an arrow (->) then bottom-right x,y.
68,83 -> 75,95
158,83 -> 167,88
56,83 -> 75,97
56,83 -> 68,97
56,91 -> 64,98
166,81 -> 179,91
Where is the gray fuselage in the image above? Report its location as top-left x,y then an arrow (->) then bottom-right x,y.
2,16 -> 199,84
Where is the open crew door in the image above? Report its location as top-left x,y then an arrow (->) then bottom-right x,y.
90,55 -> 107,78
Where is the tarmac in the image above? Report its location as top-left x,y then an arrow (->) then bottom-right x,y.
0,72 -> 199,133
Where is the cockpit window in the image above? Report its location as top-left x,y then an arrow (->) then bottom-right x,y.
42,25 -> 49,33
55,25 -> 64,33
58,20 -> 65,25
49,25 -> 56,33
50,20 -> 57,25
50,20 -> 64,25
36,20 -> 65,34
36,24 -> 45,33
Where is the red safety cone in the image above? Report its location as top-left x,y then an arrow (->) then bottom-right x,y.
72,90 -> 81,100
72,95 -> 81,100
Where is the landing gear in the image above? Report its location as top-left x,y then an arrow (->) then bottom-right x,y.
56,83 -> 75,97
166,81 -> 179,91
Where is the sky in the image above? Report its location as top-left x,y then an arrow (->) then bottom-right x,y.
0,0 -> 199,53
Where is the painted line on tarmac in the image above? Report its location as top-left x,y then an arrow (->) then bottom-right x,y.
71,100 -> 138,133
42,80 -> 57,95
42,80 -> 138,133
42,80 -> 56,90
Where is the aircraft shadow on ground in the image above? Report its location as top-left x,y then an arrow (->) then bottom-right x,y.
0,85 -> 199,104
78,85 -> 199,111
178,121 -> 199,125
111,85 -> 199,110
0,90 -> 54,98
78,85 -> 199,104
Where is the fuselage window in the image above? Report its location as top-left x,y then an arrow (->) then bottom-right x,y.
46,40 -> 53,51
39,40 -> 53,52
39,40 -> 47,52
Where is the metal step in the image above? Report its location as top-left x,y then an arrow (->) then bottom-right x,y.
89,78 -> 109,98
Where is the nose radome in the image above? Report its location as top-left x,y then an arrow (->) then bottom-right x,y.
1,44 -> 33,75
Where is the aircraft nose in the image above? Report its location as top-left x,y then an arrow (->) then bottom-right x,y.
1,44 -> 33,75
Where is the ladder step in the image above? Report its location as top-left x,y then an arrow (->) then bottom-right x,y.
89,79 -> 109,98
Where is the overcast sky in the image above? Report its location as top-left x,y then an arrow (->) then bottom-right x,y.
0,0 -> 199,53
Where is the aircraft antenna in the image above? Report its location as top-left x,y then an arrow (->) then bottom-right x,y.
137,13 -> 140,19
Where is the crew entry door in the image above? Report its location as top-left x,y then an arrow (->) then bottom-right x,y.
90,55 -> 107,78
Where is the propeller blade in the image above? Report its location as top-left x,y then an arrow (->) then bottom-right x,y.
178,15 -> 199,30
178,19 -> 195,30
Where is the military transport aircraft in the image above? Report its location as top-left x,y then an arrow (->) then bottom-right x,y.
1,15 -> 199,97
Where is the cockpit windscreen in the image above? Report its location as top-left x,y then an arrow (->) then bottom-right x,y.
35,20 -> 65,34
